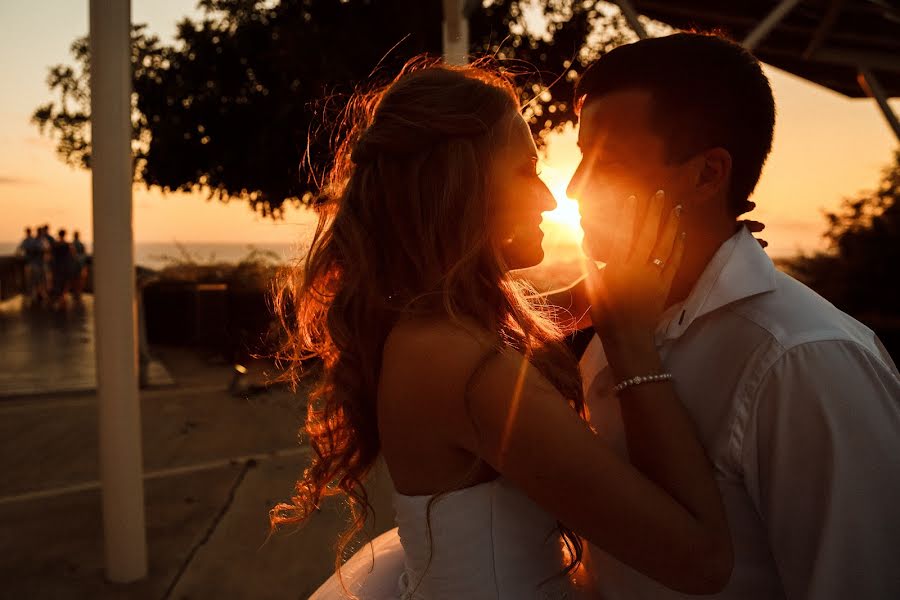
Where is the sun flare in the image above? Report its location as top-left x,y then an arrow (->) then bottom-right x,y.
539,168 -> 584,246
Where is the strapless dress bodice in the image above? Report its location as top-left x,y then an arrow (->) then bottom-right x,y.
308,478 -> 589,599
393,478 -> 582,599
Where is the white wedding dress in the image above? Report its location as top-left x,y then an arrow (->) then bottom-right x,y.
309,478 -> 590,599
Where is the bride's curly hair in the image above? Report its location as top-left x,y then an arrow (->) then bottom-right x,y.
269,56 -> 585,582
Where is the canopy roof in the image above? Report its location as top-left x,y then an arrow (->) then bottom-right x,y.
627,0 -> 900,99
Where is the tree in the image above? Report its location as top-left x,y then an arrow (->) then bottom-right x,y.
32,0 -> 635,215
785,150 -> 900,354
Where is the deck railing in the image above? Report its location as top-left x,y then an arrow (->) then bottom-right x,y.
0,256 -> 25,301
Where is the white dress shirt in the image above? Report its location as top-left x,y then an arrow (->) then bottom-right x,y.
581,226 -> 900,600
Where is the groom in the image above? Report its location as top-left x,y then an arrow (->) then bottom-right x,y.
569,33 -> 900,599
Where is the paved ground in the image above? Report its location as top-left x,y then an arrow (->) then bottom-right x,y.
0,313 -> 395,599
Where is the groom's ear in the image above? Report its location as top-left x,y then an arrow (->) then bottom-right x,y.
693,147 -> 732,204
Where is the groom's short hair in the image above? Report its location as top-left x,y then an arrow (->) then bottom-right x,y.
575,32 -> 775,217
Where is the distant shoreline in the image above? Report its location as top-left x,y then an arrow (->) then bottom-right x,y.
0,238 -> 801,270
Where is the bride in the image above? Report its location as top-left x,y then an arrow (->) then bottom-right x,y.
271,59 -> 733,599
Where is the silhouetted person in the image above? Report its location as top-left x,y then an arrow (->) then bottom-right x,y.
15,226 -> 34,253
34,225 -> 53,305
16,227 -> 43,305
50,228 -> 74,310
71,230 -> 87,301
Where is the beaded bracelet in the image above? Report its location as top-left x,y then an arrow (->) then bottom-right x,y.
612,372 -> 673,394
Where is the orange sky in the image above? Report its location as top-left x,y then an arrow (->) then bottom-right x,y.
1,2 -> 898,258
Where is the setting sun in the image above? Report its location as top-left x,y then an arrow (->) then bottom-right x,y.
539,166 -> 584,246
521,164 -> 588,291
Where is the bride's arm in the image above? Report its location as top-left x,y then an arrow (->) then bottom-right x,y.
459,192 -> 732,594
461,344 -> 731,595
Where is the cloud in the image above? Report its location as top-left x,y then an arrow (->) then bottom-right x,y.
0,176 -> 32,186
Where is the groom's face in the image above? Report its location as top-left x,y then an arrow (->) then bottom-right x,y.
568,90 -> 687,262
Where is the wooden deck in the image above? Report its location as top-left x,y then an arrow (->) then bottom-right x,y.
0,294 -> 173,399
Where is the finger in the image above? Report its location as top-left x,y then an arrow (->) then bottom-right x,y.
649,204 -> 682,268
634,189 -> 667,263
610,195 -> 638,265
661,230 -> 686,290
741,219 -> 766,233
758,239 -> 769,248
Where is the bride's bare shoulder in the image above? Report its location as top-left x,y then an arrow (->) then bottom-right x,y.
382,316 -> 498,387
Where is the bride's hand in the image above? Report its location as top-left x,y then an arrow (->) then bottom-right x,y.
584,190 -> 685,346
739,200 -> 768,248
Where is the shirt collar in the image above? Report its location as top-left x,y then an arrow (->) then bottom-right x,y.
657,225 -> 777,343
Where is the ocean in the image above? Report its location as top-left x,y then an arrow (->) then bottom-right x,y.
0,241 -> 303,270
0,224 -> 582,272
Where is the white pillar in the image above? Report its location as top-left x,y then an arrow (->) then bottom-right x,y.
443,0 -> 469,65
89,0 -> 148,582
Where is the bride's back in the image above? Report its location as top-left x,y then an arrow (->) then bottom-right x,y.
377,318 -> 500,496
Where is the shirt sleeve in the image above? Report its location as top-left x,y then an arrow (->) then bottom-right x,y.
741,338 -> 900,600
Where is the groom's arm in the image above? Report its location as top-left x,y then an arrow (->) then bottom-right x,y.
742,338 -> 900,600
